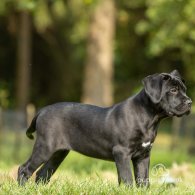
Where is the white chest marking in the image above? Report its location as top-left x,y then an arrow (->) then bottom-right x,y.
142,141 -> 151,148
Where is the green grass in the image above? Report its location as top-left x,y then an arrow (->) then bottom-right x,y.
0,171 -> 195,195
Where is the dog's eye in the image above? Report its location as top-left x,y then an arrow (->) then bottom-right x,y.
170,87 -> 178,94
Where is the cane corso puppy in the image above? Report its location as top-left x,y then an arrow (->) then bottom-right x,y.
18,70 -> 191,186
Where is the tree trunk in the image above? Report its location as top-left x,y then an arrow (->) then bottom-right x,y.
15,11 -> 32,111
82,0 -> 115,106
14,11 -> 32,161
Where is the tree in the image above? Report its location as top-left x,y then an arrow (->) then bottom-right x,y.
136,0 -> 195,82
0,1 -> 34,110
15,11 -> 32,111
82,0 -> 116,106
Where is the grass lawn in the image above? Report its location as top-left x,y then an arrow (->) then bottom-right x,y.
0,132 -> 195,194
1,168 -> 195,195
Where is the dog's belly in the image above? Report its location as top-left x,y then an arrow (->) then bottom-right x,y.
66,129 -> 113,160
64,112 -> 115,160
74,148 -> 114,161
69,132 -> 114,161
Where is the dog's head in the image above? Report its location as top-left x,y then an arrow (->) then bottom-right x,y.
142,70 -> 192,117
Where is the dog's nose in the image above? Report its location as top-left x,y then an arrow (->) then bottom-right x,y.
184,98 -> 192,107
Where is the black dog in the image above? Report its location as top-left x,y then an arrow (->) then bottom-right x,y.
18,70 -> 191,186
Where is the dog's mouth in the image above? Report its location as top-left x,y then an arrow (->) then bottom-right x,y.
185,110 -> 191,115
168,105 -> 191,117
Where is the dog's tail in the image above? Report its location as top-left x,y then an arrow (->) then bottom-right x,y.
26,113 -> 40,140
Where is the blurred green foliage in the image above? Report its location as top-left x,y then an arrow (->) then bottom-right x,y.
136,0 -> 195,56
0,0 -> 195,108
135,0 -> 195,98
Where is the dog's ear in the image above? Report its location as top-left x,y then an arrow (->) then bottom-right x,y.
170,69 -> 185,83
142,74 -> 168,104
170,69 -> 181,78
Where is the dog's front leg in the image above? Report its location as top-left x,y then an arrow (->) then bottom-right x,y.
113,146 -> 133,186
132,155 -> 150,187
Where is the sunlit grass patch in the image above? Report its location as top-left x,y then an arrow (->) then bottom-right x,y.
0,172 -> 195,195
0,166 -> 195,195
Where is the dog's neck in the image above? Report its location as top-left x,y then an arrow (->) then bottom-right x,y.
128,89 -> 167,144
133,89 -> 167,128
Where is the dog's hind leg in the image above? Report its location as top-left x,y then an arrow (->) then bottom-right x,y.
17,141 -> 53,185
35,149 -> 69,183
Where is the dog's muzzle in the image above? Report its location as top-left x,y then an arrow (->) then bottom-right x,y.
177,98 -> 192,116
183,98 -> 192,114
168,98 -> 192,117
184,98 -> 192,108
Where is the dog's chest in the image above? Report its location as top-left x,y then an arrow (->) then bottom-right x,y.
141,141 -> 152,148
131,133 -> 155,158
131,142 -> 152,159
130,123 -> 159,158
143,119 -> 159,142
142,127 -> 157,145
